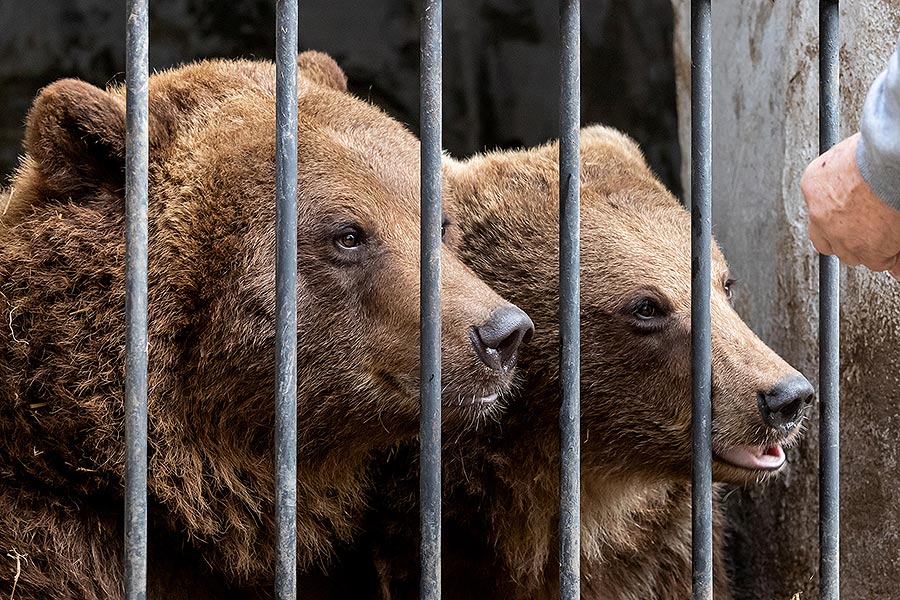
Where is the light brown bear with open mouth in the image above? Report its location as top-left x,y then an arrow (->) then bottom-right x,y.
342,125 -> 813,600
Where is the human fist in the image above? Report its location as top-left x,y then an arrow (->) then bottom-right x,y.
801,133 -> 900,278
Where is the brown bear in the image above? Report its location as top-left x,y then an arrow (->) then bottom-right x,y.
0,53 -> 534,598
337,125 -> 814,600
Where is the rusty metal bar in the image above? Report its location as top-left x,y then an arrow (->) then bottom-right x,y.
419,0 -> 443,598
818,2 -> 841,598
124,1 -> 149,598
274,0 -> 299,598
558,0 -> 581,598
690,0 -> 713,598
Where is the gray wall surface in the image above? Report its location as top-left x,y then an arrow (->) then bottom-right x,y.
672,1 -> 900,598
0,0 -> 680,191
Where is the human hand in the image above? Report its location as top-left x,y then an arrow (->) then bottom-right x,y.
801,133 -> 900,278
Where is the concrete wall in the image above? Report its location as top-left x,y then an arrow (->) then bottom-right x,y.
672,2 -> 900,598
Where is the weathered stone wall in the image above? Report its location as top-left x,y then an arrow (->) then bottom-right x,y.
672,2 -> 900,598
0,0 -> 680,191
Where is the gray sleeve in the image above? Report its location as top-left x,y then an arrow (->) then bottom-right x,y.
857,34 -> 900,211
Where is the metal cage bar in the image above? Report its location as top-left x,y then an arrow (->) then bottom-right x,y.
818,1 -> 840,598
274,0 -> 299,598
558,1 -> 581,599
690,0 -> 713,598
124,1 -> 150,599
419,0 -> 443,598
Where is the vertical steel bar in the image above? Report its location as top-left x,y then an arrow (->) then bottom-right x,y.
818,2 -> 840,598
419,0 -> 443,599
274,0 -> 299,598
124,1 -> 149,599
690,0 -> 713,599
558,1 -> 581,598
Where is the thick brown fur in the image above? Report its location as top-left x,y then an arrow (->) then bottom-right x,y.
341,126 -> 812,599
0,53 -> 526,598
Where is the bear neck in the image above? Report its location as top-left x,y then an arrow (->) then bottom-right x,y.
459,372 -> 691,597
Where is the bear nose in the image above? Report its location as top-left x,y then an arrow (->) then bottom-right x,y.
469,305 -> 535,373
757,374 -> 815,431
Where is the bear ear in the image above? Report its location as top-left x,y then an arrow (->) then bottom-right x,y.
580,125 -> 648,169
297,51 -> 348,92
24,79 -> 128,194
442,155 -> 476,193
442,155 -> 467,180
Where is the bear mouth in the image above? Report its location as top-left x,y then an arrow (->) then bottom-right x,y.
375,370 -> 503,409
454,391 -> 500,407
713,444 -> 785,472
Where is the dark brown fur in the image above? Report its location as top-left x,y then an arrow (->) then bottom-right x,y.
340,126 -> 811,599
0,53 -> 524,598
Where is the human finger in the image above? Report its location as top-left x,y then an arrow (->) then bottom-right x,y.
808,221 -> 834,256
860,251 -> 900,273
889,255 -> 900,280
832,247 -> 861,267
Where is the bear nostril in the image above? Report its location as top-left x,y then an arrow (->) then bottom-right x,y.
470,305 -> 535,373
757,374 -> 816,431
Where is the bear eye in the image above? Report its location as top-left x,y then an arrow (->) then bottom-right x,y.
441,213 -> 451,241
724,278 -> 736,303
335,226 -> 364,250
633,298 -> 662,320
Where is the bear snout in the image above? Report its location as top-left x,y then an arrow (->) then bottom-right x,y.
468,305 -> 535,373
756,374 -> 815,432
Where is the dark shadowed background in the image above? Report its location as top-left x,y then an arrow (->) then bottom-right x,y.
0,0 -> 679,192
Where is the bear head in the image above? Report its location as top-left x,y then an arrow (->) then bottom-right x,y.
445,124 -> 813,486
0,52 -> 533,581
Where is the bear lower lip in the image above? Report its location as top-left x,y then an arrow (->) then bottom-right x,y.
714,444 -> 785,471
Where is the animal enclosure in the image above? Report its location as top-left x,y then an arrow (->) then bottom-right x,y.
0,1 -> 851,599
